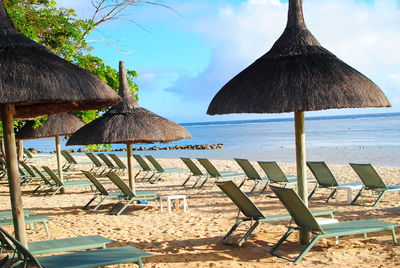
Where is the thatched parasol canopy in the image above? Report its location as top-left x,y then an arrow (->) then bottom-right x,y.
67,61 -> 191,190
206,0 -> 390,244
207,0 -> 390,114
16,113 -> 85,140
67,61 -> 191,146
0,2 -> 121,120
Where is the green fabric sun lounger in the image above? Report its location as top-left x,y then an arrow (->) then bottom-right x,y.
235,159 -> 270,194
0,210 -> 36,219
0,215 -> 53,237
350,163 -> 400,207
106,171 -> 160,215
97,153 -> 119,174
42,166 -> 93,197
307,161 -> 363,203
27,235 -> 114,255
81,170 -> 122,210
197,158 -> 244,189
217,181 -> 335,246
181,158 -> 237,188
61,151 -> 92,171
108,153 -> 131,174
133,154 -> 156,180
269,185 -> 399,263
85,152 -> 108,175
145,155 -> 189,184
258,161 -> 316,187
0,227 -> 153,268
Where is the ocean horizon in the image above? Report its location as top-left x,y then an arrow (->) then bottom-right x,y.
24,112 -> 400,167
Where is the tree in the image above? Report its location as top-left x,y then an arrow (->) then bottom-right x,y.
2,0 -> 154,154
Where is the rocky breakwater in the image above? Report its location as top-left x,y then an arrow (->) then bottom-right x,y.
52,144 -> 224,153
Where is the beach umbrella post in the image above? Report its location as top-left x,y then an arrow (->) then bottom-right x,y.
16,113 -> 86,186
0,1 -> 120,246
67,61 -> 192,192
207,0 -> 390,244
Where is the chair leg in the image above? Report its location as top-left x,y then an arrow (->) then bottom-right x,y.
372,190 -> 386,207
93,195 -> 110,210
391,227 -> 397,244
182,175 -> 192,187
259,181 -> 270,195
42,221 -> 51,237
238,178 -> 247,189
326,188 -> 337,203
109,199 -> 124,214
308,185 -> 319,200
191,176 -> 203,188
238,221 -> 260,246
83,195 -> 98,210
249,180 -> 260,193
116,198 -> 135,216
51,187 -> 63,197
222,219 -> 244,246
351,188 -> 364,205
294,235 -> 320,264
270,228 -> 295,255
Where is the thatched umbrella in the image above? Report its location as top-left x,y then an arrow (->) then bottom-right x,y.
67,61 -> 191,192
207,0 -> 390,243
0,1 -> 120,246
16,113 -> 85,185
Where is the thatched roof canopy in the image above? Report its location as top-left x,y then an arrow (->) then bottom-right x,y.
207,0 -> 390,115
15,113 -> 85,140
67,61 -> 191,145
0,1 -> 121,119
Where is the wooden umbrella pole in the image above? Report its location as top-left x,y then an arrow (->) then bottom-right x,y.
294,111 -> 309,244
127,143 -> 135,192
55,135 -> 64,193
1,104 -> 27,247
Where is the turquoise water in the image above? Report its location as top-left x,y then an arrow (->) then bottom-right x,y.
24,113 -> 400,166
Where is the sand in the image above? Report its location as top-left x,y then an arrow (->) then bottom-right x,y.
0,155 -> 399,267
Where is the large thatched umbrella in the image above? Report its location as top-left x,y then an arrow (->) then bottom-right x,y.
207,0 -> 390,243
67,61 -> 191,192
16,113 -> 85,185
0,1 -> 120,246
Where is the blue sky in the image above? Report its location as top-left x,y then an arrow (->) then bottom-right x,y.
57,0 -> 400,123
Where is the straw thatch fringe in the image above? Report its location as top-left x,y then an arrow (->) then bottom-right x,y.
67,61 -> 191,145
207,0 -> 390,115
0,1 -> 121,119
16,113 -> 85,140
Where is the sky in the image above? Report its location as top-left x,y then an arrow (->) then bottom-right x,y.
56,0 -> 400,123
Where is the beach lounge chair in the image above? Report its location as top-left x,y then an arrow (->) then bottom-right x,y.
145,155 -> 189,183
108,153 -> 129,174
42,166 -> 93,197
235,159 -> 270,194
0,227 -> 153,268
217,181 -> 335,246
197,158 -> 244,188
81,170 -> 122,210
30,166 -> 57,195
307,161 -> 363,203
0,215 -> 53,237
350,163 -> 400,207
106,171 -> 160,215
85,152 -> 108,175
269,185 -> 398,263
19,161 -> 41,185
61,151 -> 92,171
0,210 -> 36,219
97,153 -> 120,173
23,148 -> 50,162
133,154 -> 155,180
180,157 -> 208,187
258,161 -> 316,187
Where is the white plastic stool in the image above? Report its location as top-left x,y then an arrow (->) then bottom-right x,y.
160,195 -> 188,214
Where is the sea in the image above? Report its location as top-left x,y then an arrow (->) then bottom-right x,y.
24,112 -> 400,167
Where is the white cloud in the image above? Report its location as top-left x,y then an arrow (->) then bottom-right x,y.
165,0 -> 400,118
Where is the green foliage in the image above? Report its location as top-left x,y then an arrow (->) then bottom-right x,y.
84,144 -> 112,152
3,0 -> 140,140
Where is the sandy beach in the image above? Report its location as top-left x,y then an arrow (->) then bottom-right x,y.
1,155 -> 399,267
